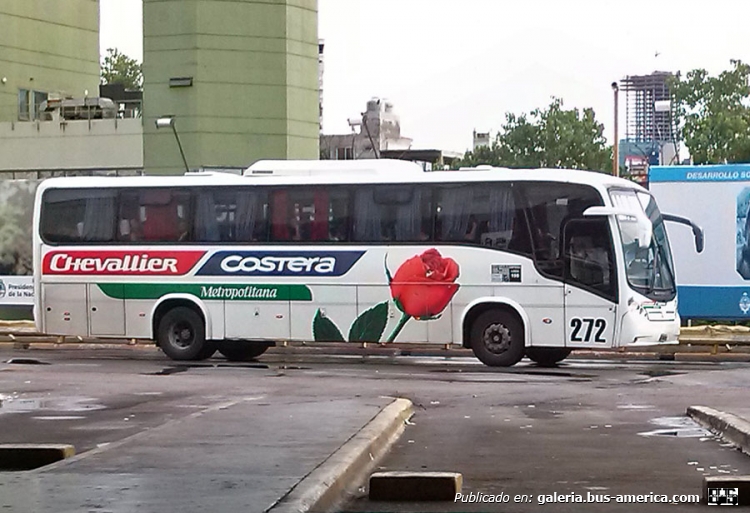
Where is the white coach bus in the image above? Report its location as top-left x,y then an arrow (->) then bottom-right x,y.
32,160 -> 703,367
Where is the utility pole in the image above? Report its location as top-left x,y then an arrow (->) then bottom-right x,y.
611,81 -> 619,177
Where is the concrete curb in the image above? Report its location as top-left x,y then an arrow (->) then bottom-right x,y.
687,406 -> 750,455
266,397 -> 414,513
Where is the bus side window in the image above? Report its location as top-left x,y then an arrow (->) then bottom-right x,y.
118,194 -> 142,242
437,184 -> 517,247
328,189 -> 350,242
42,189 -> 117,244
521,182 -> 604,280
194,188 -> 269,243
351,185 -> 430,243
436,185 -> 475,242
120,189 -> 192,243
352,188 -> 383,242
310,190 -> 329,241
141,191 -> 180,241
235,190 -> 268,242
271,188 -> 349,243
563,218 -> 616,300
271,190 -> 290,241
506,211 -> 533,256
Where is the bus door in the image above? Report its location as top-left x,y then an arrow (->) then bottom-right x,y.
562,218 -> 617,347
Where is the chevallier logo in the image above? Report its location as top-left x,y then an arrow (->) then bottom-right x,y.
43,251 -> 206,276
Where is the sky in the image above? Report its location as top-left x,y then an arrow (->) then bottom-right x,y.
99,0 -> 750,153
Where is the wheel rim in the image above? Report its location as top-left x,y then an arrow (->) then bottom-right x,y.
483,322 -> 512,355
169,321 -> 195,349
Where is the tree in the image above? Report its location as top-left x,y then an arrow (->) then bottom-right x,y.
100,48 -> 143,90
670,60 -> 750,164
460,98 -> 612,172
0,180 -> 39,276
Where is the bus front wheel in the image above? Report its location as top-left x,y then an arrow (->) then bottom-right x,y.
470,310 -> 525,367
157,306 -> 209,361
217,341 -> 270,361
525,347 -> 571,367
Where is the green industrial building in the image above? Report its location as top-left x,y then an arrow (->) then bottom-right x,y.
0,0 -> 100,123
143,0 -> 320,175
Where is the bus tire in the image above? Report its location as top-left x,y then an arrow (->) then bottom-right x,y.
195,340 -> 218,360
217,341 -> 270,362
525,347 -> 571,367
156,306 -> 208,361
470,309 -> 525,367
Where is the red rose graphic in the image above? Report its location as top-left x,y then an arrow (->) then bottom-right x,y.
390,249 -> 460,318
385,249 -> 460,342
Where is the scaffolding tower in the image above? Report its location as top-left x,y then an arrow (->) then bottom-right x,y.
621,71 -> 675,144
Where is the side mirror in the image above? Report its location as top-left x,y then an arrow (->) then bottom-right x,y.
583,206 -> 652,249
662,213 -> 704,253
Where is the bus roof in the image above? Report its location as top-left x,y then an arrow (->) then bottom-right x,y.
244,158 -> 425,176
36,160 -> 645,192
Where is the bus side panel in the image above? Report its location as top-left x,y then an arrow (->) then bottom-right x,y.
426,303 -> 453,344
225,301 -> 290,340
501,286 -> 566,348
42,283 -> 88,336
357,285 -> 427,343
88,284 -> 125,337
125,300 -> 156,339
290,285 -> 357,341
206,300 -> 225,340
452,285 -> 494,343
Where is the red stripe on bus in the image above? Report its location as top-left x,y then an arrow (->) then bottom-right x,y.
42,250 -> 206,276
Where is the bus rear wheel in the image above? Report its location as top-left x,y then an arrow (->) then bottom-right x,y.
470,310 -> 525,367
525,347 -> 571,367
157,306 -> 208,361
217,341 -> 270,362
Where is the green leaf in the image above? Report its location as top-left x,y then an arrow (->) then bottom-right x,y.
312,309 -> 345,342
348,301 -> 389,343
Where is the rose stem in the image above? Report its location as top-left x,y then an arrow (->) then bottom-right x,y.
386,312 -> 411,343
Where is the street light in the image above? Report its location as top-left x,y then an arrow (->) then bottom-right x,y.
155,116 -> 190,173
611,82 -> 619,177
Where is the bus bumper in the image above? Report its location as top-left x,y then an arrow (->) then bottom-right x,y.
618,309 -> 680,347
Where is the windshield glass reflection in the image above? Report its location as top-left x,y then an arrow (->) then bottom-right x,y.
610,189 -> 676,301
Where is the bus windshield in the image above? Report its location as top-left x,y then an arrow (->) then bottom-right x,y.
609,189 -> 676,301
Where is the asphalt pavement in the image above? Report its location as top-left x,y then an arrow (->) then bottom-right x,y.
0,348 -> 408,513
2,346 -> 750,512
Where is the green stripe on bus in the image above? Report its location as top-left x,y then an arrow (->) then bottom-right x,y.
97,283 -> 313,301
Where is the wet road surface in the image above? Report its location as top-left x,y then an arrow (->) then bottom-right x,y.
0,348 -> 749,512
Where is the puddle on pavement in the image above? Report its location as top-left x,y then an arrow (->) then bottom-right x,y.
638,416 -> 712,438
146,363 -> 271,375
32,415 -> 86,421
5,358 -> 50,365
217,363 -> 270,369
148,366 -> 191,376
639,369 -> 685,378
0,394 -> 105,414
428,368 -> 577,377
618,403 -> 656,410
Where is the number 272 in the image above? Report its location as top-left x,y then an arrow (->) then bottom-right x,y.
570,318 -> 606,343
